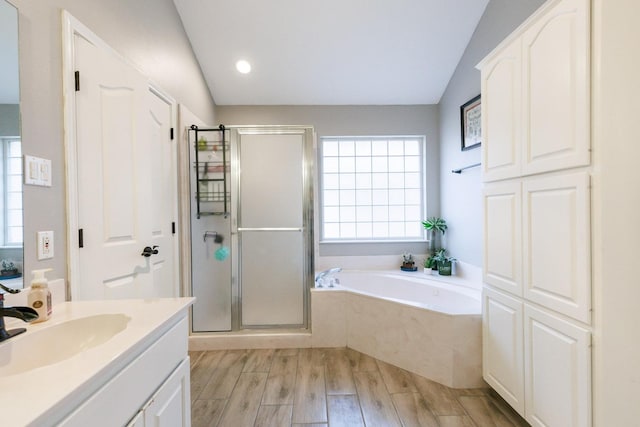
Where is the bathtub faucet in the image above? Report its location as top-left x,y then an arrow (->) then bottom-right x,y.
315,267 -> 342,288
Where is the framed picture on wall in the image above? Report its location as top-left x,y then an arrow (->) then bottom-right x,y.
460,94 -> 481,151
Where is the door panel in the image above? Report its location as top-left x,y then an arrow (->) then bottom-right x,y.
239,133 -> 304,228
522,172 -> 591,323
524,304 -> 591,427
482,287 -> 525,416
74,35 -> 177,300
75,35 -> 151,300
483,181 -> 522,296
240,231 -> 304,326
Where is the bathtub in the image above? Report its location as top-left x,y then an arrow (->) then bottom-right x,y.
311,270 -> 484,388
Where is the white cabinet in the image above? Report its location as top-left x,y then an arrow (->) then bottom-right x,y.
480,0 -> 592,425
480,0 -> 590,182
127,358 -> 191,426
60,316 -> 191,427
522,172 -> 591,323
483,181 -> 522,296
524,305 -> 591,427
481,40 -> 522,182
482,287 -> 525,414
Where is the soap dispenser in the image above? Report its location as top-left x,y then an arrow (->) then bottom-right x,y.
28,268 -> 53,323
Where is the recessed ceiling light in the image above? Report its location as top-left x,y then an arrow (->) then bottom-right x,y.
236,60 -> 251,74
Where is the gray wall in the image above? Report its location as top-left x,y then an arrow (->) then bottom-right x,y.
438,0 -> 545,266
0,104 -> 19,135
11,0 -> 216,283
216,105 -> 439,256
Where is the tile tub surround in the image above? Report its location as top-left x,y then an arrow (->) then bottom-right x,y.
311,271 -> 483,389
0,297 -> 194,426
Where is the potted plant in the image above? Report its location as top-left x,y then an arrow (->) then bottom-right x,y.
432,249 -> 456,276
422,217 -> 447,252
401,252 -> 417,271
1,260 -> 18,277
423,254 -> 438,275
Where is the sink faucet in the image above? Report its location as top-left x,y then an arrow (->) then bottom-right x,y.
0,283 -> 38,342
315,267 -> 342,288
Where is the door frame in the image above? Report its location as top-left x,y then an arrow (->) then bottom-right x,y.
62,11 -> 179,299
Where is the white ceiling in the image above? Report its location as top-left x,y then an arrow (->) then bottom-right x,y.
173,0 -> 489,106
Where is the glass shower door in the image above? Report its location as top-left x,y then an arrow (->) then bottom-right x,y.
234,129 -> 313,328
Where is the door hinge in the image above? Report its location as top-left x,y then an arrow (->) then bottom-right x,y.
78,228 -> 84,248
170,127 -> 174,140
172,222 -> 176,234
74,71 -> 80,92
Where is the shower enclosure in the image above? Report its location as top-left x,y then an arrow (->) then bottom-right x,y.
190,125 -> 314,332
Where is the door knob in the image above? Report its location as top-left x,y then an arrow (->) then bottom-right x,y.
141,246 -> 159,257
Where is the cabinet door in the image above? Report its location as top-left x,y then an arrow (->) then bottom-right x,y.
521,0 -> 590,175
483,181 -> 522,296
522,172 -> 591,323
483,287 -> 525,416
524,305 -> 591,427
481,41 -> 522,182
144,358 -> 191,426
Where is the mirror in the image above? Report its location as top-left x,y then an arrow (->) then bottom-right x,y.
0,0 -> 23,288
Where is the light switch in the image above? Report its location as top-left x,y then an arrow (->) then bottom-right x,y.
37,231 -> 54,260
24,155 -> 52,187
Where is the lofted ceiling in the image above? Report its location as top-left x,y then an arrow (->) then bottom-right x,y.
173,0 -> 489,106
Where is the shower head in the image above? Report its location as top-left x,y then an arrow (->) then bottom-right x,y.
214,234 -> 224,244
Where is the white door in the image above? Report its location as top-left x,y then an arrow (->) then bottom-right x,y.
73,35 -> 177,299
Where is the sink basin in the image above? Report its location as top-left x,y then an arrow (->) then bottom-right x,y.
0,313 -> 131,377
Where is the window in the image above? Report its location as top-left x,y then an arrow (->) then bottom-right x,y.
0,137 -> 22,246
320,136 -> 426,242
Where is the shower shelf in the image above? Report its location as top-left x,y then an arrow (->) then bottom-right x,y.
190,124 -> 229,218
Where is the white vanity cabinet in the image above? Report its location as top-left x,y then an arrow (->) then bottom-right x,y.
126,358 -> 191,427
58,314 -> 191,427
481,0 -> 590,182
479,0 -> 592,425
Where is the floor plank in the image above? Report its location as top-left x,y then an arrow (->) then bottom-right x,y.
353,370 -> 402,427
346,347 -> 379,372
292,351 -> 327,424
458,395 -> 517,427
254,404 -> 292,427
377,359 -> 417,394
191,399 -> 226,427
437,415 -> 477,427
412,373 -> 467,416
262,355 -> 298,405
327,395 -> 365,427
217,372 -> 268,427
243,348 -> 275,373
392,392 -> 439,427
199,350 -> 249,400
190,350 -> 227,402
325,348 -> 357,395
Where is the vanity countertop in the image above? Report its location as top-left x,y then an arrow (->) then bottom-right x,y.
0,297 -> 194,426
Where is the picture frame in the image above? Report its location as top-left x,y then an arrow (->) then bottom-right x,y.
460,94 -> 481,151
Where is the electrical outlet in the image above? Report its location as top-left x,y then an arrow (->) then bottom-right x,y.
37,231 -> 54,260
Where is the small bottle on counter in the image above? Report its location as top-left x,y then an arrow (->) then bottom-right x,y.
27,268 -> 53,323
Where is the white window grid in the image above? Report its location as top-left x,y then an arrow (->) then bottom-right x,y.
320,136 -> 426,242
1,137 -> 22,246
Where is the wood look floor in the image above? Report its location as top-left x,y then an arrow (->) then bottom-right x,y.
189,348 -> 530,427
